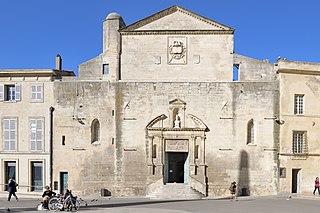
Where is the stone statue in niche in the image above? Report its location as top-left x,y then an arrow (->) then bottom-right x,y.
174,115 -> 181,128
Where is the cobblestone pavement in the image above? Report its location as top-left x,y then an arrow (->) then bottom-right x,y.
0,193 -> 320,213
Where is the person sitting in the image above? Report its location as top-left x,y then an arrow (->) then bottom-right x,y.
63,189 -> 73,211
42,186 -> 56,209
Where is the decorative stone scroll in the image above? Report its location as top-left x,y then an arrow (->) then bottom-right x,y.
165,139 -> 188,152
167,37 -> 187,65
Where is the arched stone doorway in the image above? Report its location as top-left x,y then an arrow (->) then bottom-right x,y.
146,99 -> 209,195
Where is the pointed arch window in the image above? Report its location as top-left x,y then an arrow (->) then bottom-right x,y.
91,119 -> 100,144
247,119 -> 255,145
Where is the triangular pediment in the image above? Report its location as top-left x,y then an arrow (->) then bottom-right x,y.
169,98 -> 186,105
121,5 -> 233,32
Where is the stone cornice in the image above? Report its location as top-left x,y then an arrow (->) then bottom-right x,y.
121,5 -> 233,32
0,69 -> 75,78
121,30 -> 234,36
147,127 -> 207,132
278,69 -> 320,76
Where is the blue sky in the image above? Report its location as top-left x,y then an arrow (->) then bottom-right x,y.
1,0 -> 319,75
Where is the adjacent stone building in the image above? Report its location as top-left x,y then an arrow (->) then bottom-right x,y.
277,60 -> 320,194
0,5 -> 319,198
0,60 -> 74,193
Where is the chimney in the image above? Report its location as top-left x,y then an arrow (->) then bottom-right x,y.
56,54 -> 62,70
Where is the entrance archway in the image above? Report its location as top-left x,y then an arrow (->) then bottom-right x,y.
164,152 -> 188,183
146,99 -> 210,196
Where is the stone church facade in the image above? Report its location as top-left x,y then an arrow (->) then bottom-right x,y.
52,6 -> 279,197
0,5 -> 319,198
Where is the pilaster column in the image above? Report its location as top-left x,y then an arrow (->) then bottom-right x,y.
147,136 -> 154,175
198,136 -> 207,181
189,136 -> 196,175
159,136 -> 164,174
200,136 -> 206,165
190,136 -> 196,164
149,136 -> 154,164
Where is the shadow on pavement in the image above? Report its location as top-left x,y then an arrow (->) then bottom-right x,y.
2,199 -> 202,212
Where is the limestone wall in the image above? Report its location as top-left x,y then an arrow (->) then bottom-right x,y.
52,79 -> 279,196
115,81 -> 279,196
120,34 -> 234,82
53,81 -> 116,195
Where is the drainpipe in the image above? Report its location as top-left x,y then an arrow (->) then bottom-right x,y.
49,106 -> 55,189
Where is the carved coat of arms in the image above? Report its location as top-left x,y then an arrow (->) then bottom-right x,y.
168,37 -> 187,64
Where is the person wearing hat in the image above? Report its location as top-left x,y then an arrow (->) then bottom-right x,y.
42,186 -> 56,209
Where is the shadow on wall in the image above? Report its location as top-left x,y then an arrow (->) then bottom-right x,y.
238,150 -> 250,196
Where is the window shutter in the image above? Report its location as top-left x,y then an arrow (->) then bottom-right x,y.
15,84 -> 21,101
38,85 -> 43,100
36,119 -> 43,150
30,119 -> 36,150
11,119 -> 16,151
31,85 -> 37,100
4,119 -> 10,150
0,84 -> 4,101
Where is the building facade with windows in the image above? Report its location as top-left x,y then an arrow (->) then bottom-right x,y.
1,5 -> 320,198
0,67 -> 74,193
277,60 -> 320,194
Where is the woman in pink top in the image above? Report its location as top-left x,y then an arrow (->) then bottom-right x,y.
313,177 -> 319,195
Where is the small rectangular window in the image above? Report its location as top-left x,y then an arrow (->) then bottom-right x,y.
294,94 -> 304,115
292,131 -> 306,154
279,167 -> 286,178
233,65 -> 239,81
0,84 -> 21,102
62,136 -> 65,146
6,85 -> 15,100
31,84 -> 43,102
103,64 -> 109,75
247,120 -> 255,145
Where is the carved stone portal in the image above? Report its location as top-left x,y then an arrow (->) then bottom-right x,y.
146,99 -> 209,195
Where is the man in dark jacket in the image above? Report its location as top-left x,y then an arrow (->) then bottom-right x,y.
7,179 -> 19,201
42,186 -> 56,209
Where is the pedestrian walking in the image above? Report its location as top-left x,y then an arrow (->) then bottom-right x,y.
313,177 -> 320,195
7,178 -> 19,201
229,181 -> 237,201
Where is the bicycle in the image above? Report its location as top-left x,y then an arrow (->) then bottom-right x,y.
48,194 -> 80,211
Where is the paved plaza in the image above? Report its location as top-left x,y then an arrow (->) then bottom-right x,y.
0,193 -> 320,213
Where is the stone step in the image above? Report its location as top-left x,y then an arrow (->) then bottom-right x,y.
147,183 -> 203,200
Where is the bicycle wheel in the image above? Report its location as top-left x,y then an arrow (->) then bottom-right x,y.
48,197 -> 60,211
